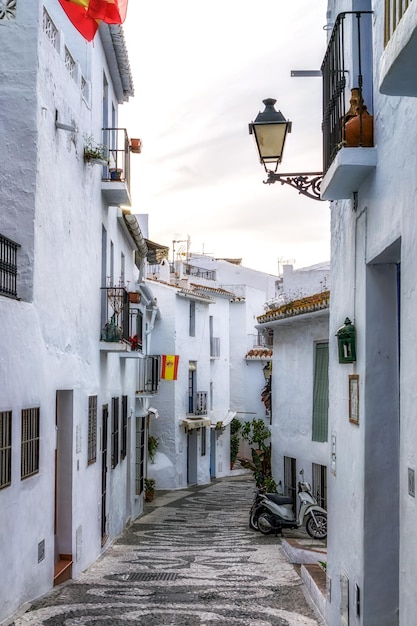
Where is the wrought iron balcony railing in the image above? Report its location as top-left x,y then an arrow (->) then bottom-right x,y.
102,127 -> 130,182
321,11 -> 373,174
385,0 -> 413,45
100,128 -> 131,205
184,264 -> 216,281
101,286 -> 130,344
0,234 -> 20,299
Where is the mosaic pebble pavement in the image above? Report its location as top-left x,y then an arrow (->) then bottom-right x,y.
13,475 -> 323,626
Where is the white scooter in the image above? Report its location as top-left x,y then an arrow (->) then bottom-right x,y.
253,471 -> 327,540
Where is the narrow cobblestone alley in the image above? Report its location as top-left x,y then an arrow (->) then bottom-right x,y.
12,475 -> 323,626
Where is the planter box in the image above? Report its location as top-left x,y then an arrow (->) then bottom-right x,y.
129,292 -> 141,304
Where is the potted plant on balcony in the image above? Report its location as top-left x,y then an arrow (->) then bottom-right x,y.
109,167 -> 123,181
83,134 -> 109,165
144,478 -> 156,502
101,318 -> 122,342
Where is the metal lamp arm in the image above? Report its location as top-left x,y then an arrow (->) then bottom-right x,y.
264,170 -> 323,201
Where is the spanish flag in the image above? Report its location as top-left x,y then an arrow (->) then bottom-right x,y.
161,355 -> 179,381
58,0 -> 128,42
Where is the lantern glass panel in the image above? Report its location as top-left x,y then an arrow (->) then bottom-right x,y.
253,123 -> 289,164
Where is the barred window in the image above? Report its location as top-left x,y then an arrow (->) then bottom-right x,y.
121,395 -> 128,460
111,397 -> 119,469
88,396 -> 97,465
0,233 -> 20,298
0,411 -> 12,489
21,408 -> 40,479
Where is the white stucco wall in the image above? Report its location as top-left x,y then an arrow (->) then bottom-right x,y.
0,4 -> 147,622
270,313 -> 329,487
325,1 -> 416,625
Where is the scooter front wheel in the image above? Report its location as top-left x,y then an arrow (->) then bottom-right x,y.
257,513 -> 274,535
249,506 -> 267,531
306,512 -> 327,540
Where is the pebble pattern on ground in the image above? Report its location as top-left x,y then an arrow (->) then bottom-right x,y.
13,475 -> 322,625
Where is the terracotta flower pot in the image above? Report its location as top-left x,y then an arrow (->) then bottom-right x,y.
344,107 -> 374,147
130,138 -> 142,153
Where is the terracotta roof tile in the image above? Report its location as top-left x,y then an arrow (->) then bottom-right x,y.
257,290 -> 330,323
245,348 -> 273,360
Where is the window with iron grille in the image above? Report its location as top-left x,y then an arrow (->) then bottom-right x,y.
135,416 -> 146,495
21,408 -> 40,479
312,342 -> 329,442
0,411 -> 12,489
87,396 -> 97,465
0,233 -> 20,298
121,395 -> 128,460
111,397 -> 119,469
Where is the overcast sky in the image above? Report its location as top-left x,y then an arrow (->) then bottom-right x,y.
120,0 -> 330,275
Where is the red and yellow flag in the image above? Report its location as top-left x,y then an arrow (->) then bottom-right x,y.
161,355 -> 179,381
58,0 -> 128,42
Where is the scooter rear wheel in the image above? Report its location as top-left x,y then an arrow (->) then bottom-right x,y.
306,512 -> 327,540
257,513 -> 274,535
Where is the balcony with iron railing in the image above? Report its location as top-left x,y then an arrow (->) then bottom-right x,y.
100,286 -> 143,353
380,0 -> 417,96
100,128 -> 132,206
0,234 -> 20,299
320,11 -> 377,201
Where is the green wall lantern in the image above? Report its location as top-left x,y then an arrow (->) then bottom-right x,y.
336,318 -> 356,363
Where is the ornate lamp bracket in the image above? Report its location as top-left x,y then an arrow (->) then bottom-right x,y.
264,170 -> 323,201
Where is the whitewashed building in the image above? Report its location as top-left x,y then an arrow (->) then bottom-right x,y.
321,1 -> 417,624
0,3 -> 158,622
256,264 -> 330,503
145,254 -> 278,488
188,254 -> 278,444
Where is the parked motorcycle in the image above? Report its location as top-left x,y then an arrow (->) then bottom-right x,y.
249,472 -> 327,540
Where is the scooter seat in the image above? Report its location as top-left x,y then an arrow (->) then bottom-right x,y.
266,493 -> 293,505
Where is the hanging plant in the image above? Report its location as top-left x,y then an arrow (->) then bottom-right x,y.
148,435 -> 159,463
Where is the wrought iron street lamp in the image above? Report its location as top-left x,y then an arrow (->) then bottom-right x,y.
249,98 -> 323,201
